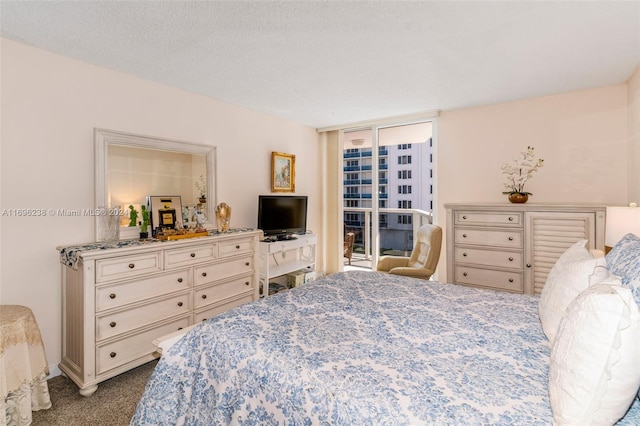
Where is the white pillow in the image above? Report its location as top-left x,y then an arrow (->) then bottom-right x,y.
549,284 -> 640,425
539,240 -> 606,345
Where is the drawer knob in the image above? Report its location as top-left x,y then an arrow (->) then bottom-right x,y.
177,302 -> 183,307
462,234 -> 467,238
109,293 -> 116,299
463,272 -> 468,277
201,272 -> 207,277
110,352 -> 117,358
508,237 -> 513,241
202,318 -> 207,322
177,278 -> 183,283
508,278 -> 514,283
128,263 -> 135,269
236,245 -> 240,249
245,281 -> 250,286
508,257 -> 514,261
202,294 -> 207,299
462,215 -> 467,219
190,253 -> 196,258
508,217 -> 514,221
110,321 -> 116,328
245,262 -> 250,266
462,252 -> 467,257
178,327 -> 183,330
526,263 -> 532,268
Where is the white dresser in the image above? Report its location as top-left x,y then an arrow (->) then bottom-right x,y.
445,204 -> 605,294
57,230 -> 261,396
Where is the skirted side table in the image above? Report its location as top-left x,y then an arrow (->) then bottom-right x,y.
1,305 -> 51,425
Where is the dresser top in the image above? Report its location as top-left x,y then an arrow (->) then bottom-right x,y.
444,203 -> 606,212
57,228 -> 261,270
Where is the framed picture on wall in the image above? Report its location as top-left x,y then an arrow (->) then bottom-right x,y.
271,152 -> 295,192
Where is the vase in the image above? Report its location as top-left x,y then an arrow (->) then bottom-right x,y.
98,206 -> 120,243
508,193 -> 528,203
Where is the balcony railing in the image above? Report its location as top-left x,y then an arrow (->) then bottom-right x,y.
343,207 -> 433,265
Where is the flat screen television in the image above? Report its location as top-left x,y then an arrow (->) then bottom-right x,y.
257,195 -> 308,241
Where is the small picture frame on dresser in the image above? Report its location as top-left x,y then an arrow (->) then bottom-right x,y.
148,196 -> 183,235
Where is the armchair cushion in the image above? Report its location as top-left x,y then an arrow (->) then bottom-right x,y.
376,256 -> 410,272
388,267 -> 435,279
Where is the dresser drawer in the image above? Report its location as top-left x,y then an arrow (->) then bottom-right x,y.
96,269 -> 191,312
194,256 -> 254,286
164,243 -> 216,268
96,315 -> 191,375
95,252 -> 162,283
454,228 -> 523,248
194,294 -> 254,323
454,266 -> 523,292
96,291 -> 192,341
455,211 -> 522,227
219,238 -> 253,258
194,275 -> 254,309
454,247 -> 523,269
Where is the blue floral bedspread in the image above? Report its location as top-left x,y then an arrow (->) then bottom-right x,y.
131,271 -> 640,425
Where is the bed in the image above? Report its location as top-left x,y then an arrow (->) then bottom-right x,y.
131,266 -> 640,425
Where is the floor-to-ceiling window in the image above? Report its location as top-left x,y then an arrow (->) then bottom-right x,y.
342,121 -> 435,269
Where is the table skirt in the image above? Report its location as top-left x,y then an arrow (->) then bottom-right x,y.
1,306 -> 52,425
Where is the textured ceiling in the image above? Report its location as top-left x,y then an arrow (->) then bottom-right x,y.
1,1 -> 639,128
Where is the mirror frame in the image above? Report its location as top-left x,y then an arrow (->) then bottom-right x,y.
94,128 -> 217,241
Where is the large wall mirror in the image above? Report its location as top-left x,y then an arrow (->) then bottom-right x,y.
95,128 -> 216,240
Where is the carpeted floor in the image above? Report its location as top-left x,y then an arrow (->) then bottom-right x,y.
31,360 -> 158,425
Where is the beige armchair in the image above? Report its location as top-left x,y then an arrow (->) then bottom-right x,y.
376,224 -> 442,280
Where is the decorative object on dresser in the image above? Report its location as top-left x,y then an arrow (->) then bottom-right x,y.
149,195 -> 182,235
56,229 -> 261,396
127,205 -> 139,227
501,146 -> 544,203
271,151 -> 295,193
215,203 -> 232,232
97,206 -> 120,243
139,205 -> 150,239
445,204 -> 605,294
195,174 -> 207,204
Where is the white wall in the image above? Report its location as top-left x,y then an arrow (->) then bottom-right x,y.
628,66 -> 640,203
0,39 -> 320,369
437,83 -> 630,280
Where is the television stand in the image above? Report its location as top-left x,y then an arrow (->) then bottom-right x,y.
258,233 -> 316,297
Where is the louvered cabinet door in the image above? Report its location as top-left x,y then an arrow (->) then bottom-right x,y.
524,211 -> 597,295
